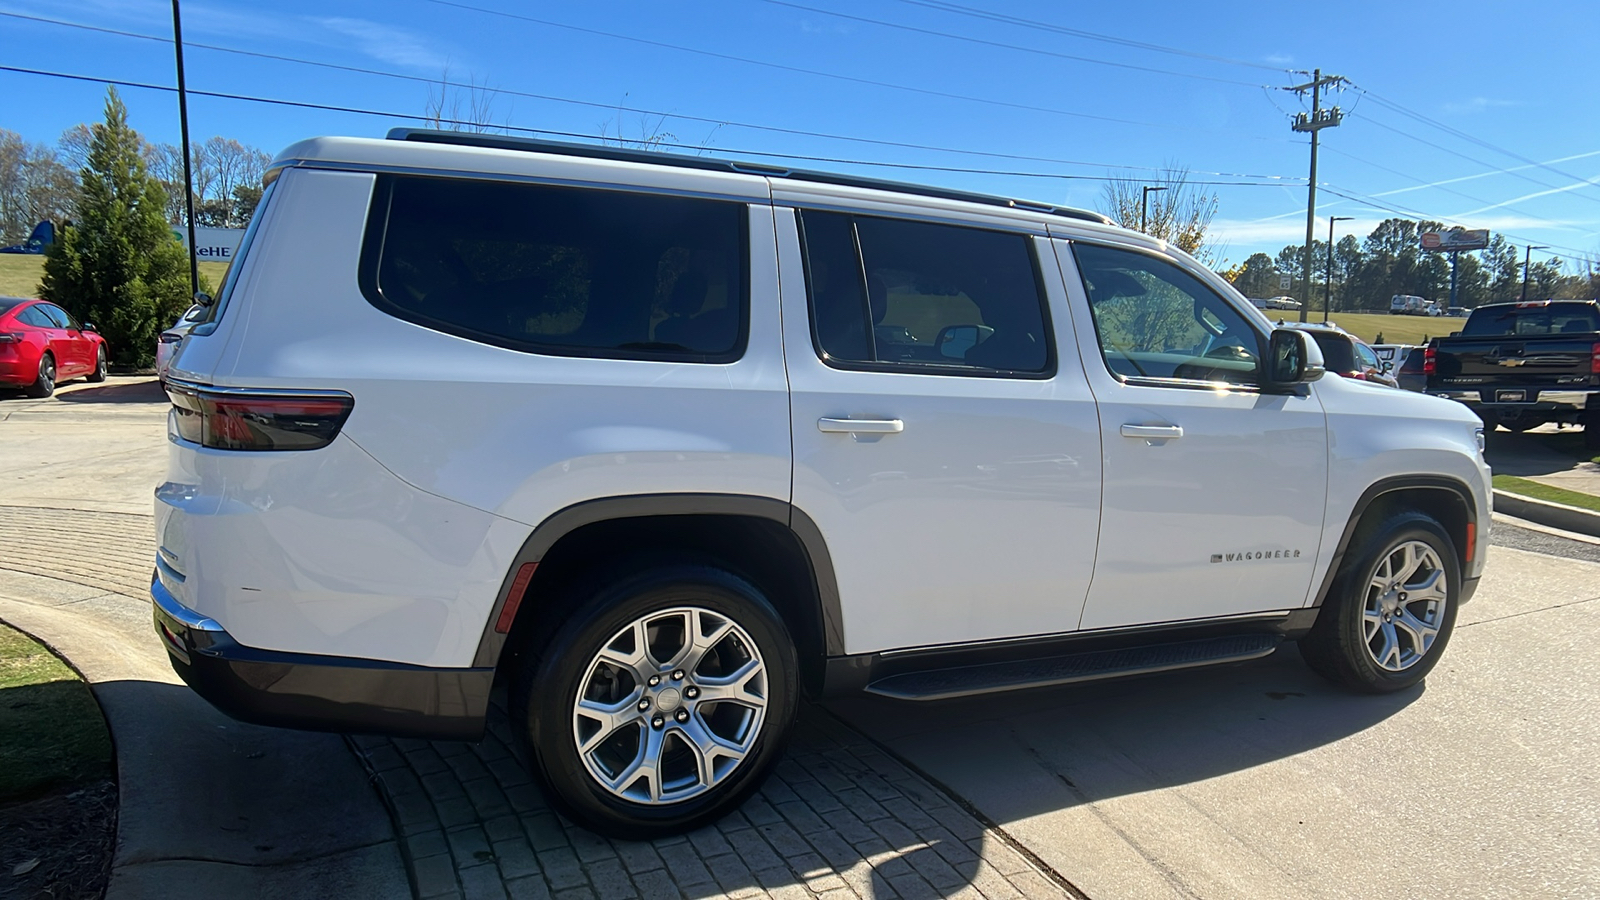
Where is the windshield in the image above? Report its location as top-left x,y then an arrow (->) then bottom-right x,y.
1461,303 -> 1599,336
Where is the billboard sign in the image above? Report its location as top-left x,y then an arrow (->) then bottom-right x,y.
1420,228 -> 1490,252
171,225 -> 246,261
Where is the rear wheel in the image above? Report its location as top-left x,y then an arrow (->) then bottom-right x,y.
514,564 -> 798,839
25,353 -> 55,398
86,346 -> 107,383
1300,510 -> 1459,693
1497,413 -> 1542,433
1584,410 -> 1600,451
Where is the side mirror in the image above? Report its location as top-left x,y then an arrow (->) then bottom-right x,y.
81,322 -> 97,333
1264,329 -> 1325,390
934,324 -> 993,360
193,291 -> 214,308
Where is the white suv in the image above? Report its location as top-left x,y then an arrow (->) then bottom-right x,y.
153,131 -> 1491,838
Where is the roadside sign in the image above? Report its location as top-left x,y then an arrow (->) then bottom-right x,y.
1421,228 -> 1490,252
1279,273 -> 1292,289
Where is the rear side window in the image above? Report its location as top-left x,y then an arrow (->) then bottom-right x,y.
17,306 -> 54,328
1461,303 -> 1600,336
1310,334 -> 1355,372
362,175 -> 748,362
797,209 -> 1051,376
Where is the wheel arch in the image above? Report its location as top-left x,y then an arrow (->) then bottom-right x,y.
1311,476 -> 1478,608
474,494 -> 844,695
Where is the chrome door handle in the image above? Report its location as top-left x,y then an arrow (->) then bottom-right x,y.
818,417 -> 904,434
1120,424 -> 1183,439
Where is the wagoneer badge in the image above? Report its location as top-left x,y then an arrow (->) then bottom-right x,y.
1211,550 -> 1302,563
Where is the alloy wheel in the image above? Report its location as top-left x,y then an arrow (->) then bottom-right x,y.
571,606 -> 767,805
1362,540 -> 1448,672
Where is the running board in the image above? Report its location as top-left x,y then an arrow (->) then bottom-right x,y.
863,634 -> 1282,701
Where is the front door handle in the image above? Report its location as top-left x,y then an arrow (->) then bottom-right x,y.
818,417 -> 904,434
1120,424 -> 1183,439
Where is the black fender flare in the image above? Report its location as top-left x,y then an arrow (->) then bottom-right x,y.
1310,475 -> 1480,608
471,494 -> 843,668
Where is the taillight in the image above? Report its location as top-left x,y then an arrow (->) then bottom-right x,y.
1423,345 -> 1437,376
1591,341 -> 1600,375
0,332 -> 21,344
166,384 -> 353,451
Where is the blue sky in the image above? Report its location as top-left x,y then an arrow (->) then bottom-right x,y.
3,0 -> 1597,268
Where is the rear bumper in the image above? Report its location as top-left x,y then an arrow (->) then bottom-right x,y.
1430,389 -> 1592,412
152,570 -> 492,741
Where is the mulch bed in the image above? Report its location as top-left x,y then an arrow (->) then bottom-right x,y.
0,780 -> 116,900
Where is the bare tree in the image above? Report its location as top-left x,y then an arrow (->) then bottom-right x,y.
424,67 -> 501,133
1098,165 -> 1222,265
57,124 -> 95,173
0,130 -> 79,244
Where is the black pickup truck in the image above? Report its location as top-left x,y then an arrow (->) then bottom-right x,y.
1426,299 -> 1600,446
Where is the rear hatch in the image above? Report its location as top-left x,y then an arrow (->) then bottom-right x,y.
1430,302 -> 1600,397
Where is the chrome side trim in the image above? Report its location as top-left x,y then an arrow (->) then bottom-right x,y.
876,610 -> 1293,659
163,378 -> 353,401
150,570 -> 223,632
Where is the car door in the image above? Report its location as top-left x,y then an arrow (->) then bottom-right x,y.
19,304 -> 76,375
1056,240 -> 1329,630
37,304 -> 88,374
777,205 -> 1102,655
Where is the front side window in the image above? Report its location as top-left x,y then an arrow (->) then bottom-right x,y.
798,210 -> 1051,376
362,175 -> 748,362
1073,243 -> 1260,386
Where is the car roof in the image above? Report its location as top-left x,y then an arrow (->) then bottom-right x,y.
269,132 -> 1160,248
0,296 -> 37,315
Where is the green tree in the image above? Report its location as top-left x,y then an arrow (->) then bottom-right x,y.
40,88 -> 193,367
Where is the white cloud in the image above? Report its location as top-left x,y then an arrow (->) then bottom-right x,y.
1441,97 -> 1519,115
311,17 -> 450,71
1265,53 -> 1293,65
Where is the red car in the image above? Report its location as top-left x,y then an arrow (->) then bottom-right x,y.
0,297 -> 108,397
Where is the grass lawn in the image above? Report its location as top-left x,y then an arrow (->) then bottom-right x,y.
1255,311 -> 1463,346
1492,474 -> 1600,513
0,254 -> 229,299
0,624 -> 112,802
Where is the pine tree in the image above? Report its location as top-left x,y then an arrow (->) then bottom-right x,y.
40,88 -> 192,367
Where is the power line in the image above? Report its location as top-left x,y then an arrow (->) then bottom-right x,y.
0,10 -> 1303,182
0,63 -> 1300,188
1323,146 -> 1575,229
418,0 -> 1292,142
1317,184 -> 1597,259
884,0 -> 1291,73
1353,86 -> 1600,197
761,0 -> 1268,87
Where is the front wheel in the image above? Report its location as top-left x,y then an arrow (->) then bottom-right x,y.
86,346 -> 107,383
515,565 -> 798,839
1299,511 -> 1459,693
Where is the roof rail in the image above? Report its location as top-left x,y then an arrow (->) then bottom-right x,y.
386,129 -> 1115,227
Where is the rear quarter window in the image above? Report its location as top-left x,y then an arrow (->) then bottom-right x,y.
360,175 -> 749,362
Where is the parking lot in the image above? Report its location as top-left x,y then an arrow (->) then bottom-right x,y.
3,378 -> 1598,899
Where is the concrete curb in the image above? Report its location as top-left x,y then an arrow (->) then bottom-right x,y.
1493,489 -> 1600,539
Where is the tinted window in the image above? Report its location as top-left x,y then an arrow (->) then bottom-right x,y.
1355,342 -> 1379,370
17,306 -> 55,328
1461,303 -> 1600,336
798,210 -> 1050,375
1073,243 -> 1260,386
1308,333 -> 1355,372
363,175 -> 747,361
0,298 -> 25,315
39,304 -> 78,329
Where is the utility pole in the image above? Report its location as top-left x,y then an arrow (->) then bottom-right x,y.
171,0 -> 199,298
1520,244 -> 1548,301
1287,70 -> 1345,322
1325,215 -> 1352,323
1140,185 -> 1167,234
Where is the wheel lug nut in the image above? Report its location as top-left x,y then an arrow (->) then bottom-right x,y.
648,675 -> 661,687
651,716 -> 664,729
675,709 -> 689,722
685,686 -> 699,700
671,670 -> 684,681
637,698 -> 650,712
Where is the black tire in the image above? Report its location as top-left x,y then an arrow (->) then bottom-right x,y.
86,346 -> 107,383
25,353 -> 55,398
1299,510 -> 1460,693
1584,410 -> 1600,451
514,564 -> 799,839
1498,415 -> 1541,433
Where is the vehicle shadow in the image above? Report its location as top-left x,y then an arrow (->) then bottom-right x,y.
827,643 -> 1416,822
1484,428 -> 1592,477
53,380 -> 167,405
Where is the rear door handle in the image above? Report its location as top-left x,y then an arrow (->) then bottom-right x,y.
818,417 -> 904,434
1120,424 -> 1183,439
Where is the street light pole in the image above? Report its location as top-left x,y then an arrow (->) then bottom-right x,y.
1140,185 -> 1167,234
1520,244 -> 1548,302
171,0 -> 199,298
1325,216 -> 1352,323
